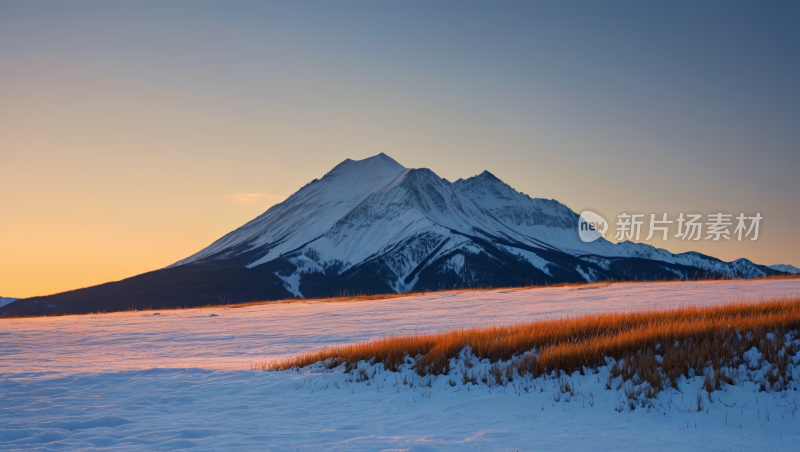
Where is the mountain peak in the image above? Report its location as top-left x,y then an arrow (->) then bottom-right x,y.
453,170 -> 505,187
375,152 -> 398,161
477,170 -> 500,181
328,153 -> 404,176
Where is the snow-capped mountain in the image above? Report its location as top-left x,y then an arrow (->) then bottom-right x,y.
3,153 -> 786,316
770,264 -> 799,275
169,153 -> 780,297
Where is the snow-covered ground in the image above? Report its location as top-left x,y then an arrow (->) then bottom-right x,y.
2,279 -> 800,450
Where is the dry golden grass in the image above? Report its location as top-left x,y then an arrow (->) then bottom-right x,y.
4,273 -> 797,319
265,296 -> 800,390
196,273 -> 799,311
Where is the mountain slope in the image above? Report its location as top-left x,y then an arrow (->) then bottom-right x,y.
3,154 -> 786,316
770,264 -> 800,275
0,297 -> 19,309
171,153 -> 407,267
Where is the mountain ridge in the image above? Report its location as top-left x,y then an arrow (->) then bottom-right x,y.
2,153 -> 787,316
770,264 -> 799,275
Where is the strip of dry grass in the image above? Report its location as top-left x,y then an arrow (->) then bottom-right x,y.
192,273 -> 800,311
160,273 -> 800,313
4,273 -> 797,319
266,296 -> 800,390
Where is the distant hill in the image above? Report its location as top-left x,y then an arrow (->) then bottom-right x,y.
0,297 -> 20,309
769,264 -> 799,274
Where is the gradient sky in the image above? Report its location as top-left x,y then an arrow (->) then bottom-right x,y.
2,1 -> 798,298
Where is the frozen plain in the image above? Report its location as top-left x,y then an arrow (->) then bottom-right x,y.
1,279 -> 800,451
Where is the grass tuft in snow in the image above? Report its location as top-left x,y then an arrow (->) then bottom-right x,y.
260,296 -> 800,395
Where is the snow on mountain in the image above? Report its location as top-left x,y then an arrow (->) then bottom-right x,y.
6,154 -> 781,316
453,171 -> 576,229
171,153 -> 407,267
0,297 -> 19,308
605,242 -> 766,278
770,264 -> 799,274
452,171 -> 624,258
167,153 -> 778,297
258,167 -> 529,293
449,172 -> 777,281
449,172 -> 775,279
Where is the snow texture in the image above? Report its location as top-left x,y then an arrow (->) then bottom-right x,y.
2,279 -> 800,450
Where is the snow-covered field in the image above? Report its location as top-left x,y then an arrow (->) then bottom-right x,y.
2,279 -> 800,450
